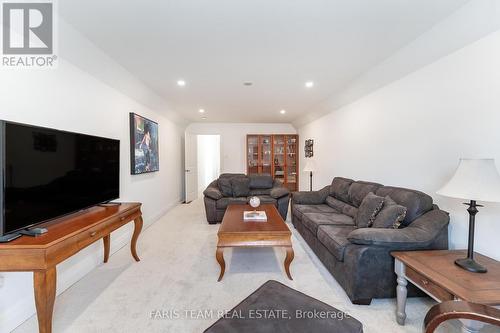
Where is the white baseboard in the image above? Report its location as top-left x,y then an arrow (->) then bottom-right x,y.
0,198 -> 182,333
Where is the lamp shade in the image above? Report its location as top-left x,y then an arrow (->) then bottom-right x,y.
436,158 -> 500,202
303,159 -> 316,172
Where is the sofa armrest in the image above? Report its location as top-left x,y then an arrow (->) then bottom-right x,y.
291,185 -> 330,205
203,187 -> 223,200
270,186 -> 289,199
347,209 -> 449,250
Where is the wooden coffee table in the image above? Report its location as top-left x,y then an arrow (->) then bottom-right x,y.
216,204 -> 294,281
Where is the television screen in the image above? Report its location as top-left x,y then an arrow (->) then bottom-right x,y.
0,121 -> 120,236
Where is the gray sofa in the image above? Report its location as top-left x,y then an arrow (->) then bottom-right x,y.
291,177 -> 449,305
203,173 -> 290,224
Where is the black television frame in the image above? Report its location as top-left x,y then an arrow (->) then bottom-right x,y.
0,120 -> 121,238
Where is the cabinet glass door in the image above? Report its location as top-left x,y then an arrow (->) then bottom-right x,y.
247,135 -> 259,175
273,135 -> 285,183
260,135 -> 272,175
285,135 -> 297,191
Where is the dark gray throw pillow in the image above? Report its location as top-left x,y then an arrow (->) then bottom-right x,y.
372,196 -> 407,229
231,177 -> 250,197
218,178 -> 233,197
355,192 -> 385,228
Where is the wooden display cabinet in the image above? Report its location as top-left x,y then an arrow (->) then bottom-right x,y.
246,134 -> 299,191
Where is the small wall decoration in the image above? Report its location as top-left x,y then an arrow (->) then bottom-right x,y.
130,113 -> 159,174
305,139 -> 314,158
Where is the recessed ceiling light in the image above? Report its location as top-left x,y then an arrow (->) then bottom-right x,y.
305,81 -> 314,88
244,82 -> 253,86
201,116 -> 207,120
177,80 -> 186,86
280,110 -> 286,114
199,109 -> 205,114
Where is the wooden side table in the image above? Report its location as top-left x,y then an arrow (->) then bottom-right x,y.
392,250 -> 500,332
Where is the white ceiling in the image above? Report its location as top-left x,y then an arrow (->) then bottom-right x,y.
60,0 -> 468,123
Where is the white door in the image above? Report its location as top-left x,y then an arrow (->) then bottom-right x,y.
184,132 -> 198,203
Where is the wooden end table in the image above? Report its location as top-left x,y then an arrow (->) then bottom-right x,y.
216,204 -> 294,281
392,250 -> 500,332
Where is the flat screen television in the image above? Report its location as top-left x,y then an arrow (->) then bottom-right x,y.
0,121 -> 120,237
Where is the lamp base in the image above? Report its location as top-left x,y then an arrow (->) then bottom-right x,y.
455,258 -> 487,273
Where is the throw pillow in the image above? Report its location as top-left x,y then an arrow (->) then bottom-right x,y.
218,178 -> 233,197
355,192 -> 385,228
231,177 -> 251,197
371,196 -> 407,229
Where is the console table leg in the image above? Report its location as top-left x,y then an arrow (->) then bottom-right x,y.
131,216 -> 143,262
34,267 -> 56,333
103,235 -> 110,263
395,259 -> 408,325
284,246 -> 294,280
216,247 -> 225,282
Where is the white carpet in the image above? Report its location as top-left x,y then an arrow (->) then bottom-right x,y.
13,199 -> 435,333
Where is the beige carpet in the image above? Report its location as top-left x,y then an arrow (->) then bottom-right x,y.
14,199 -> 435,333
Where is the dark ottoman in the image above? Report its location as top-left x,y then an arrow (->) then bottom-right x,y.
204,280 -> 363,333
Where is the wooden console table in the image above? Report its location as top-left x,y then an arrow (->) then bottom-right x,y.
392,250 -> 500,332
0,202 -> 143,333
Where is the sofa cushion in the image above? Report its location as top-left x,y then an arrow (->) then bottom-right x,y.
255,195 -> 277,205
217,174 -> 247,197
292,204 -> 336,219
372,196 -> 407,229
375,186 -> 432,226
302,213 -> 354,235
342,205 -> 358,218
329,177 -> 354,202
317,225 -> 356,262
249,188 -> 271,196
231,177 -> 250,197
218,177 -> 233,197
216,197 -> 248,209
348,181 -> 382,207
249,174 -> 274,189
326,196 -> 359,217
355,192 -> 385,228
325,196 -> 345,212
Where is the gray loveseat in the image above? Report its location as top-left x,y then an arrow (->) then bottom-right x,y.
204,173 -> 290,224
291,177 -> 449,305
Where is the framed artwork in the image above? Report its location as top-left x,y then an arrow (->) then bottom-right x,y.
129,113 -> 159,174
305,139 -> 314,158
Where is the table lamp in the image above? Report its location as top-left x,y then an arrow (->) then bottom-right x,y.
436,158 -> 500,273
303,159 -> 316,191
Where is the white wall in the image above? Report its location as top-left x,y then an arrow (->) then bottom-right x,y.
186,123 -> 296,174
298,29 -> 500,261
0,26 -> 184,333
